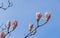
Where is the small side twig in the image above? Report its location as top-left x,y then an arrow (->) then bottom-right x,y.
5,28 -> 14,37
0,0 -> 13,10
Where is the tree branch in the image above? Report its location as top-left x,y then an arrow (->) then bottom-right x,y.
0,0 -> 13,10
24,22 -> 47,38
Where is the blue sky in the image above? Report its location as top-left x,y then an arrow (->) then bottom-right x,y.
0,0 -> 60,38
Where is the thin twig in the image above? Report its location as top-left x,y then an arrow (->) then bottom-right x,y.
0,23 -> 14,37
0,23 -> 3,28
0,0 -> 13,10
5,28 -> 14,37
24,22 -> 47,38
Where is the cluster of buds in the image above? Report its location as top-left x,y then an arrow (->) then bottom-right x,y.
25,12 -> 51,38
0,20 -> 18,38
36,12 -> 51,22
6,20 -> 18,30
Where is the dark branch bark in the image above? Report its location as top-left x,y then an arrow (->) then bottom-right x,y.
0,0 -> 13,10
24,22 -> 47,38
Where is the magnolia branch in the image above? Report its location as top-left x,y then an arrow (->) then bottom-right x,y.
0,20 -> 18,38
24,12 -> 51,38
0,0 -> 13,10
24,22 -> 47,38
5,28 -> 14,37
5,20 -> 18,37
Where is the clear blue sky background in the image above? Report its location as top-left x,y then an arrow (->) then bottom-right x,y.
0,0 -> 60,38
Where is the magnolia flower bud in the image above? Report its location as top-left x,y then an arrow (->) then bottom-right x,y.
36,12 -> 42,21
33,29 -> 37,34
12,20 -> 18,30
0,32 -> 5,38
6,20 -> 11,29
29,23 -> 33,31
45,12 -> 51,22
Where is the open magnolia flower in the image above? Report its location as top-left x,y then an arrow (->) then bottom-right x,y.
0,32 -> 5,38
6,20 -> 11,29
45,12 -> 51,22
29,23 -> 33,31
36,12 -> 42,21
12,20 -> 18,30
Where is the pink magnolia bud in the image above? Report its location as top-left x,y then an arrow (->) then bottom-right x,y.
45,12 -> 51,22
36,12 -> 42,21
12,20 -> 18,29
0,32 -> 5,38
33,29 -> 37,34
6,20 -> 11,29
29,23 -> 33,31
